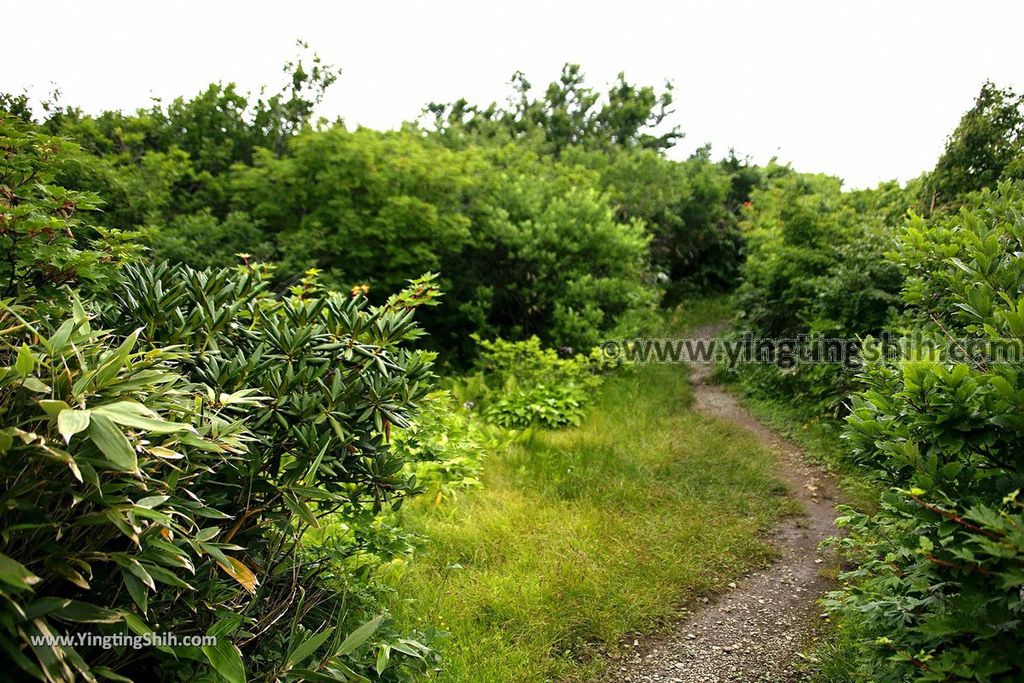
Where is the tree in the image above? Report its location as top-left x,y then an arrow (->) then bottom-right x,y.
425,64 -> 680,155
925,81 -> 1024,212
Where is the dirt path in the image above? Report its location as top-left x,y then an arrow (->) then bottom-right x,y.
606,323 -> 840,683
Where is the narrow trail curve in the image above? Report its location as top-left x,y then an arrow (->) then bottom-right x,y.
607,322 -> 841,683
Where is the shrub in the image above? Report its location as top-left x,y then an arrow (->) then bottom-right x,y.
391,391 -> 506,504
0,298 -> 255,682
449,146 -> 658,355
103,264 -> 441,681
470,336 -> 605,429
0,115 -> 442,682
923,82 -> 1024,214
829,182 -> 1024,682
564,146 -> 744,299
730,171 -> 906,412
0,117 -> 137,301
230,132 -> 659,358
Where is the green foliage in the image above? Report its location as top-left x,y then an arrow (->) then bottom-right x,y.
8,61 -> 759,360
924,82 -> 1024,213
0,298 -> 255,683
829,182 -> 1024,682
0,117 -> 137,301
426,64 -> 680,155
730,169 -> 906,411
467,336 -> 605,429
229,127 -> 478,297
0,125 -> 443,682
449,146 -> 657,353
143,209 -> 274,270
392,391 -> 505,504
736,170 -> 904,339
564,146 -> 745,298
230,131 -> 658,356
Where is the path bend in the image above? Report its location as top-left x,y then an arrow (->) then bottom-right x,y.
606,322 -> 840,683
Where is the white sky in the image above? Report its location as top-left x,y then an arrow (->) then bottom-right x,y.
4,0 -> 1023,188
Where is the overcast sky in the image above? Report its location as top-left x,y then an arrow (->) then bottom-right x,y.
5,0 -> 1023,188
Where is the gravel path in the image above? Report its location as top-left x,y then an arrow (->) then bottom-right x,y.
605,323 -> 840,683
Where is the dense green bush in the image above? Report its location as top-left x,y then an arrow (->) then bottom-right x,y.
228,130 -> 658,356
564,146 -> 745,299
729,170 -> 906,411
828,183 -> 1024,682
228,128 -> 479,297
431,66 -> 749,298
0,117 -> 441,682
6,62 -> 767,362
466,336 -> 606,429
443,146 -> 658,354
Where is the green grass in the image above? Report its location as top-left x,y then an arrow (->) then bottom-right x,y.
386,362 -> 795,682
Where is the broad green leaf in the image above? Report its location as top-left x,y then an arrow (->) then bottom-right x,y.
113,555 -> 155,590
201,638 -> 245,683
57,409 -> 91,443
147,445 -> 184,459
14,344 -> 35,376
285,627 -> 334,669
43,557 -> 90,590
86,414 -> 138,472
93,401 -> 194,434
71,297 -> 91,334
0,552 -> 41,591
336,614 -> 384,656
123,570 -> 148,614
39,399 -> 70,417
282,490 -> 319,528
21,377 -> 50,393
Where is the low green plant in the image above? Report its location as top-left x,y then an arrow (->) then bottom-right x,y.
392,391 -> 509,504
470,336 -> 606,429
